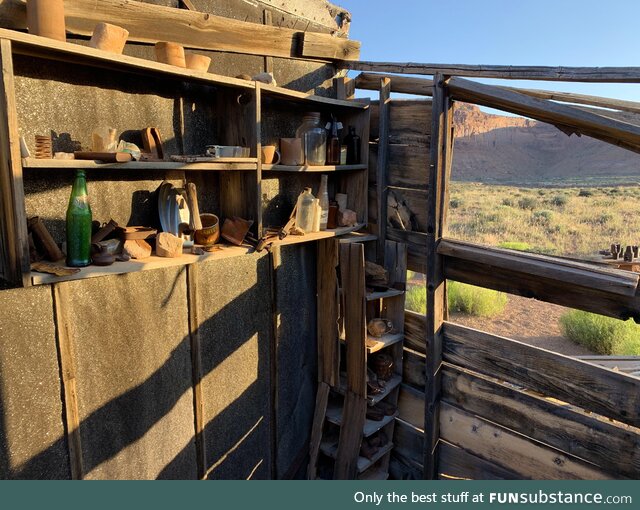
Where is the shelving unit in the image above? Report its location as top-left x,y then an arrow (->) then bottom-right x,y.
0,28 -> 370,286
309,239 -> 408,480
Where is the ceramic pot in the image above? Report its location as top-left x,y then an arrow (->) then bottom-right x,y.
261,145 -> 281,165
280,138 -> 303,166
89,23 -> 129,54
26,0 -> 66,42
155,42 -> 186,68
194,214 -> 220,246
185,53 -> 212,72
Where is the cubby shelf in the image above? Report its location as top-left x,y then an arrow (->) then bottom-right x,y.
326,401 -> 399,437
319,439 -> 394,474
336,373 -> 402,406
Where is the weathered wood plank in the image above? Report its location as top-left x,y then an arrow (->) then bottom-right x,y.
317,239 -> 339,386
398,384 -> 425,430
423,73 -> 451,480
447,77 -> 640,154
440,402 -> 616,480
356,73 -> 434,96
403,347 -> 426,391
0,38 -> 29,285
444,256 -> 640,322
369,144 -> 430,190
343,61 -> 640,82
307,381 -> 330,480
386,228 -> 427,274
376,77 -> 391,263
438,441 -> 520,480
505,87 -> 640,115
186,264 -> 206,479
439,239 -> 639,298
52,284 -> 83,479
370,100 -> 432,145
404,309 -> 426,354
393,418 -> 424,463
2,0 -> 358,61
300,31 -> 360,61
443,322 -> 640,428
334,391 -> 366,479
442,364 -> 640,478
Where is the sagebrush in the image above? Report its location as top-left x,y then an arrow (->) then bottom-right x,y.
560,310 -> 640,355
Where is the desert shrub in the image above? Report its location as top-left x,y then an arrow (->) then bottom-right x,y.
501,198 -> 514,207
498,241 -> 531,251
537,189 -> 546,196
550,195 -> 568,207
531,209 -> 553,226
560,310 -> 640,355
405,285 -> 426,314
450,197 -> 463,209
447,281 -> 508,318
517,197 -> 537,210
578,189 -> 593,197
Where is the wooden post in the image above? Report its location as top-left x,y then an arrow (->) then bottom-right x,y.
376,77 -> 391,264
186,264 -> 206,479
423,73 -> 453,479
0,38 -> 30,285
262,10 -> 274,74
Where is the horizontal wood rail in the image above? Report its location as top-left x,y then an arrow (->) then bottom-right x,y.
442,364 -> 640,478
355,73 -> 434,95
343,61 -> 640,82
438,239 -> 639,297
443,322 -> 640,428
447,77 -> 640,154
0,0 -> 359,62
439,441 -> 519,480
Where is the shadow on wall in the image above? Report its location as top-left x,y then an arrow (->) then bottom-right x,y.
4,256 -> 272,480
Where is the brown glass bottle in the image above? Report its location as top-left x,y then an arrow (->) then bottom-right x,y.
345,126 -> 361,164
326,117 -> 341,165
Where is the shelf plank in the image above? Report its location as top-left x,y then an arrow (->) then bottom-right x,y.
273,224 -> 366,247
22,158 -> 258,171
366,288 -> 404,301
339,232 -> 377,244
30,245 -> 252,285
326,401 -> 398,437
320,439 -> 394,473
366,333 -> 404,354
262,164 -> 367,172
0,29 -> 368,110
336,373 -> 402,406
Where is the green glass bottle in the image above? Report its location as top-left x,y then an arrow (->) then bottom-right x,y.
66,169 -> 92,267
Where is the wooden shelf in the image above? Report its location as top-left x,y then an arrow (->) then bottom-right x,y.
273,224 -> 366,247
319,439 -> 394,474
366,332 -> 404,354
339,232 -> 377,244
262,164 -> 367,172
30,245 -> 253,285
366,288 -> 404,301
22,158 -> 258,171
326,401 -> 398,437
358,467 -> 390,480
260,83 -> 369,109
337,373 -> 402,406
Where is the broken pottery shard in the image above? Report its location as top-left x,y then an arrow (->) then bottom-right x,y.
156,232 -> 184,258
123,239 -> 151,259
337,208 -> 357,227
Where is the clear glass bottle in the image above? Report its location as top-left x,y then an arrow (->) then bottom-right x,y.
296,112 -> 326,166
295,187 -> 317,233
318,174 -> 329,230
66,169 -> 92,267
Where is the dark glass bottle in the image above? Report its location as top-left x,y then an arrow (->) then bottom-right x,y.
345,126 -> 361,164
326,116 -> 341,165
66,169 -> 92,267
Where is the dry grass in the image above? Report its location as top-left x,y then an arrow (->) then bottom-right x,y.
448,182 -> 640,257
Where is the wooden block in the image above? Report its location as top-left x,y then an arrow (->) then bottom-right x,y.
300,32 -> 360,61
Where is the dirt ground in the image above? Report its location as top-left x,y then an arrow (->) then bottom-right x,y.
449,294 -> 595,356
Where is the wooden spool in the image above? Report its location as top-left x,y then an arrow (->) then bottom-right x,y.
26,0 -> 66,42
155,42 -> 186,68
89,23 -> 129,55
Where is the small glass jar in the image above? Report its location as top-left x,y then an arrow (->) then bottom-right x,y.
296,112 -> 326,166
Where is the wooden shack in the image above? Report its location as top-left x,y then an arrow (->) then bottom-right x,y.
0,0 -> 638,480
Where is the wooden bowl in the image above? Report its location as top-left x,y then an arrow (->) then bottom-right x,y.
194,214 -> 220,246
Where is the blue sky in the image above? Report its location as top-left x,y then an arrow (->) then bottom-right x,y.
339,0 -> 640,102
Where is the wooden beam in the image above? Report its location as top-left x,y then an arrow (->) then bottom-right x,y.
376,77 -> 391,263
343,61 -> 640,82
438,239 -> 639,297
3,0 -> 359,62
438,441 -> 519,480
423,73 -> 452,480
505,87 -> 640,115
307,381 -> 330,480
299,31 -> 360,61
0,38 -> 29,286
186,264 -> 206,479
179,0 -> 196,10
262,10 -> 274,73
447,77 -> 640,153
442,364 -> 640,478
356,73 -> 434,96
443,322 -> 640,428
317,239 -> 339,386
440,402 -> 615,480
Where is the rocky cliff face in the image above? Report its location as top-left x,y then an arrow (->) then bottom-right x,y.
452,103 -> 640,185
